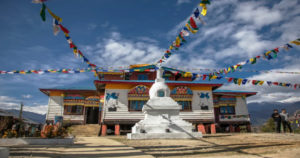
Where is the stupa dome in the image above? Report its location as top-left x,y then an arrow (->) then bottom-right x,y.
149,67 -> 170,98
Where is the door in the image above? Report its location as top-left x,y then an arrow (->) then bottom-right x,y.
85,107 -> 99,124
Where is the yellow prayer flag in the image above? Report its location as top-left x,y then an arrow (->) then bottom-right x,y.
265,51 -> 272,55
238,78 -> 243,85
47,8 -> 62,22
233,65 -> 238,70
259,81 -> 264,85
211,75 -> 217,80
169,45 -> 173,50
185,23 -> 198,34
199,3 -> 207,16
184,72 -> 192,77
73,49 -> 77,54
228,67 -> 231,72
290,40 -> 300,45
175,36 -> 181,47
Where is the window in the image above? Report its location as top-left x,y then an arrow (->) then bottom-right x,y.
157,90 -> 165,97
138,74 -> 148,80
64,105 -> 83,115
177,101 -> 192,111
128,100 -> 146,111
220,106 -> 235,114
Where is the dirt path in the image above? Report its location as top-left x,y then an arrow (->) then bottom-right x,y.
111,133 -> 300,158
8,137 -> 154,158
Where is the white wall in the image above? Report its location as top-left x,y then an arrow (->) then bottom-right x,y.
46,96 -> 63,121
102,88 -> 214,121
63,115 -> 84,121
235,97 -> 249,115
104,89 -> 129,112
192,90 -> 214,111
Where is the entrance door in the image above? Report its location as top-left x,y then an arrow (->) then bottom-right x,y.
85,107 -> 99,124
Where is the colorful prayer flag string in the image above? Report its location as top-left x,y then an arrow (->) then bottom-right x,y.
209,39 -> 300,76
34,2 -> 98,76
156,0 -> 211,65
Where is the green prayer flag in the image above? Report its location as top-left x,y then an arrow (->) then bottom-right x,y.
40,3 -> 46,21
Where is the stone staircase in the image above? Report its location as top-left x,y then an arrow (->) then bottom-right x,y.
69,124 -> 101,137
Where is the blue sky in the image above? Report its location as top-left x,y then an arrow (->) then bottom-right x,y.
0,0 -> 300,114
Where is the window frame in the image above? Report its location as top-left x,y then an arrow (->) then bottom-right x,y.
64,105 -> 84,115
177,101 -> 192,112
128,100 -> 147,111
219,105 -> 235,115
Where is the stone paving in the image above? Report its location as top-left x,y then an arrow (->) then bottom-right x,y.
8,137 -> 154,158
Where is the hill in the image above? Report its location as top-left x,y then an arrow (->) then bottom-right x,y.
0,109 -> 46,124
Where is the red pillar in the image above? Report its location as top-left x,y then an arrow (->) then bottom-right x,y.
210,123 -> 216,134
115,124 -> 120,135
101,124 -> 107,136
247,124 -> 252,132
197,124 -> 206,134
229,124 -> 235,133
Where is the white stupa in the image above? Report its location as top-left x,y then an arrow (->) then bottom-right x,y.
127,67 -> 202,139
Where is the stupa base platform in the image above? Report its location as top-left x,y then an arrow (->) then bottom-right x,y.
127,132 -> 202,139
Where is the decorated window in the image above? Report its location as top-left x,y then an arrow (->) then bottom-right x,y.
171,86 -> 193,111
177,101 -> 192,111
214,95 -> 236,107
128,100 -> 146,111
220,106 -> 235,114
138,74 -> 148,80
128,85 -> 149,111
64,105 -> 83,115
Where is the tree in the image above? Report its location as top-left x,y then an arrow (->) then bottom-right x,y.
260,118 -> 275,132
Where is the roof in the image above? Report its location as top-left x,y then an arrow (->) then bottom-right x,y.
94,80 -> 223,89
213,89 -> 257,97
40,86 -> 96,96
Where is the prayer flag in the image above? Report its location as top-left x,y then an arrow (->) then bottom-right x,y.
188,17 -> 198,29
40,3 -> 46,21
227,77 -> 233,82
194,8 -> 200,18
47,8 -> 62,22
237,78 -> 243,85
185,23 -> 198,34
59,24 -> 69,34
52,19 -> 60,35
290,40 -> 300,45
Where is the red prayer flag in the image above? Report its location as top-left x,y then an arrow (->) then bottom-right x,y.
273,82 -> 279,86
189,17 -> 198,29
227,77 -> 233,82
59,24 -> 69,34
202,74 -> 207,80
69,43 -> 75,48
78,50 -> 84,57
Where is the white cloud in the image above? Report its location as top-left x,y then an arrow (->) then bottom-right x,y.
22,94 -> 32,99
0,95 -> 47,114
221,64 -> 300,103
83,32 -> 164,66
234,1 -> 282,28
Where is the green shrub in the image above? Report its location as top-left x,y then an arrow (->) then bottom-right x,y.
260,118 -> 275,132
